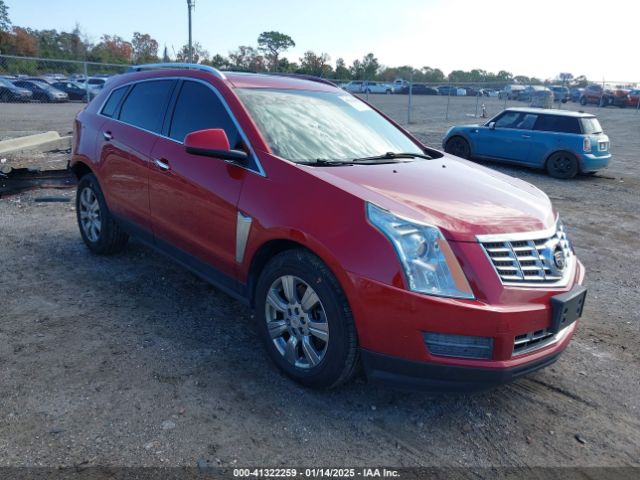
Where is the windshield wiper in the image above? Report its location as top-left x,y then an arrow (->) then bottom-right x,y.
296,159 -> 356,166
352,151 -> 432,163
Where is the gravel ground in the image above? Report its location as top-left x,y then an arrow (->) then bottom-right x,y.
1,98 -> 639,470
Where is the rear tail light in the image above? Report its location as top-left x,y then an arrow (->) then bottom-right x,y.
583,137 -> 592,153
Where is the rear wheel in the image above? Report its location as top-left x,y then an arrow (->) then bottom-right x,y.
546,151 -> 578,179
444,136 -> 471,159
76,173 -> 129,254
579,96 -> 587,106
254,249 -> 359,389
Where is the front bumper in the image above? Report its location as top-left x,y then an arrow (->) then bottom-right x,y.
346,259 -> 585,391
361,338 -> 569,391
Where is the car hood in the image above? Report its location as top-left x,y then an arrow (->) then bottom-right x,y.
302,154 -> 555,242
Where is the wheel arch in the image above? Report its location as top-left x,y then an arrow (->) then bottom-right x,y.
70,160 -> 94,180
245,236 -> 353,312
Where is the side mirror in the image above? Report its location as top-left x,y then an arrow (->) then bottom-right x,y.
184,128 -> 248,162
488,122 -> 496,130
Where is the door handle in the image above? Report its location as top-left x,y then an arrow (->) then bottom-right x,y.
521,134 -> 531,139
154,158 -> 170,171
103,131 -> 113,141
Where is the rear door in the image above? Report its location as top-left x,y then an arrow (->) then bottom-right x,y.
148,79 -> 250,279
98,80 -> 176,233
529,115 -> 582,167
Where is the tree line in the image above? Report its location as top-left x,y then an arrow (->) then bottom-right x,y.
0,1 -> 589,86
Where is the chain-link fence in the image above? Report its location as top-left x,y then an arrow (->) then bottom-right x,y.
1,54 -> 638,122
0,54 -> 129,103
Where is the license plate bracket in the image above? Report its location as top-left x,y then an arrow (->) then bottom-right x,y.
550,286 -> 587,333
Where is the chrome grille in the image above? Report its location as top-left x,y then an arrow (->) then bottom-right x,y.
479,223 -> 573,286
513,328 -> 555,356
513,324 -> 572,356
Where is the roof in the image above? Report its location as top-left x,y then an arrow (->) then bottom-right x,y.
123,63 -> 340,92
223,72 -> 338,92
504,107 -> 595,118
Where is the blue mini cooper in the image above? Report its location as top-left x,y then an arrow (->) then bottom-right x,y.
442,107 -> 611,179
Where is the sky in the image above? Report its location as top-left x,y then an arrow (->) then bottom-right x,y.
6,0 -> 639,81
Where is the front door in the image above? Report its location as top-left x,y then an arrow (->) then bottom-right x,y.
473,111 -> 537,163
148,80 -> 249,279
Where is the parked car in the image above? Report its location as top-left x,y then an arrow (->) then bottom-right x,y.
342,80 -> 392,94
437,85 -> 461,96
392,79 -> 407,93
71,64 -> 588,391
400,84 -> 438,95
517,86 -> 551,102
443,107 -> 610,178
0,77 -> 33,102
362,81 -> 393,94
549,86 -> 570,103
479,88 -> 499,97
579,84 -> 628,107
343,80 -> 365,93
569,87 -> 584,102
627,89 -> 640,107
52,81 -> 96,101
498,84 -> 525,100
12,80 -> 69,103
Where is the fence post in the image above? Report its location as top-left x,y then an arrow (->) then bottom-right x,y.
445,79 -> 452,120
475,82 -> 480,117
407,70 -> 413,124
83,61 -> 89,103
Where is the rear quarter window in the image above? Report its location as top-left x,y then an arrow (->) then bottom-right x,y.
100,86 -> 128,118
534,115 -> 581,134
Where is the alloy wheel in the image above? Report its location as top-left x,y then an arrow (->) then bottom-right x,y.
265,275 -> 329,369
79,186 -> 102,242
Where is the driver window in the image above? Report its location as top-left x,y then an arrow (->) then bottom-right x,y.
494,112 -> 521,128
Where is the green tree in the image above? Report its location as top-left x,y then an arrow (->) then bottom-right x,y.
175,41 -> 208,63
360,53 -> 379,79
298,51 -> 331,76
228,45 -> 265,71
257,31 -> 295,71
0,0 -> 10,32
206,53 -> 231,69
334,58 -> 350,79
132,32 -> 159,63
162,45 -> 170,62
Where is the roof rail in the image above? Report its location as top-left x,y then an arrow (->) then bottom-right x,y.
125,63 -> 226,80
266,72 -> 338,87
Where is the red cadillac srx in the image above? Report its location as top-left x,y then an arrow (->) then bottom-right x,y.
70,64 -> 586,391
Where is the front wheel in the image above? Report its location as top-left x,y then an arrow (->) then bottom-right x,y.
444,136 -> 471,159
579,96 -> 587,106
254,249 -> 359,389
76,173 -> 129,254
546,151 -> 578,179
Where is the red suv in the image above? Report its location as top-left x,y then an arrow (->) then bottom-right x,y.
70,64 -> 587,391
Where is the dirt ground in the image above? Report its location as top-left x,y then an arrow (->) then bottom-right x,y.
1,97 -> 639,470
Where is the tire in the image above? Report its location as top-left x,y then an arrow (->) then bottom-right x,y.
444,136 -> 471,159
76,173 -> 129,254
545,151 -> 579,179
0,91 -> 9,102
579,96 -> 587,106
254,249 -> 359,389
385,89 -> 391,95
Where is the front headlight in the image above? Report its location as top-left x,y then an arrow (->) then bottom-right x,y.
367,203 -> 475,300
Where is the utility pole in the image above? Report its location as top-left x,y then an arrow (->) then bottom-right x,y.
187,0 -> 194,63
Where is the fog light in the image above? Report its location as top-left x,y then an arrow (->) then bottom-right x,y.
423,332 -> 493,360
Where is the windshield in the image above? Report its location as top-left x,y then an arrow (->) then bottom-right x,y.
235,88 -> 423,163
0,78 -> 13,88
581,117 -> 603,134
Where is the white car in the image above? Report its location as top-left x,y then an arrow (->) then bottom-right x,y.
363,81 -> 393,94
342,80 -> 393,94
